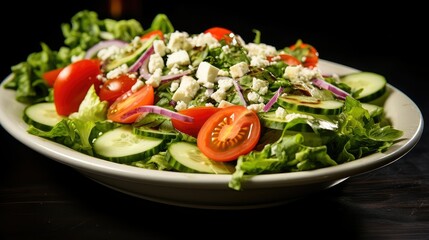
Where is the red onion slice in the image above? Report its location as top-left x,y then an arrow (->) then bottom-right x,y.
84,40 -> 128,59
312,78 -> 350,100
128,45 -> 155,73
232,79 -> 247,106
160,70 -> 193,83
120,105 -> 194,123
263,87 -> 283,112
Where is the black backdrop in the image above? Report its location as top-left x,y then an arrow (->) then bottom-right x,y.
1,1 -> 427,110
1,1 -> 428,239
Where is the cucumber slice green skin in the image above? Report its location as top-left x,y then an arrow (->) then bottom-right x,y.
166,142 -> 235,174
340,72 -> 387,103
23,102 -> 64,131
259,111 -> 313,132
133,126 -> 178,140
93,126 -> 165,164
105,38 -> 155,72
259,111 -> 337,132
277,95 -> 344,115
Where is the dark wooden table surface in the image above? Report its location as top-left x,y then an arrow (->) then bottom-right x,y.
1,2 -> 428,239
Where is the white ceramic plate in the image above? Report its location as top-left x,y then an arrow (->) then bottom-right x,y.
0,59 -> 423,209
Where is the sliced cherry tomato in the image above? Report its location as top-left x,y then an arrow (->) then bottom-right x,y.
107,84 -> 154,123
197,106 -> 261,162
53,59 -> 101,116
289,41 -> 319,68
141,29 -> 164,41
267,54 -> 301,66
204,27 -> 233,43
42,67 -> 64,87
99,74 -> 137,105
171,106 -> 221,138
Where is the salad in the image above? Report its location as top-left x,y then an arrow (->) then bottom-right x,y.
4,10 -> 403,190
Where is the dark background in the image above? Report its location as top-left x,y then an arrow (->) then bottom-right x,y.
1,1 -> 428,239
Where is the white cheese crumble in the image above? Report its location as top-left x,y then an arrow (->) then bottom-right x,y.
196,62 -> 219,85
245,43 -> 277,57
172,76 -> 200,103
190,33 -> 220,49
167,31 -> 192,52
145,68 -> 162,87
166,50 -> 190,68
153,39 -> 167,56
106,64 -> 128,79
175,101 -> 188,111
148,53 -> 164,74
250,55 -> 270,68
283,65 -> 322,83
247,103 -> 265,112
97,45 -> 121,61
229,62 -> 249,78
251,78 -> 269,95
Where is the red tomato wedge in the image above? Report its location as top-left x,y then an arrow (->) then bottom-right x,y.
42,67 -> 64,87
99,74 -> 137,105
197,106 -> 261,162
289,42 -> 319,68
204,27 -> 233,43
171,106 -> 221,138
107,84 -> 155,123
53,59 -> 101,116
141,30 -> 164,41
267,54 -> 301,66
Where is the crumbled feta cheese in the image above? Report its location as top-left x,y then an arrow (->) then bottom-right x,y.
245,43 -> 277,57
168,67 -> 183,75
211,89 -> 227,103
145,68 -> 162,87
170,81 -> 179,92
190,33 -> 220,48
218,100 -> 234,108
252,78 -> 269,95
148,53 -> 164,74
167,31 -> 192,52
131,79 -> 145,92
247,91 -> 264,103
172,76 -> 200,103
153,39 -> 167,56
196,62 -> 219,84
218,69 -> 230,77
284,113 -> 314,122
250,55 -> 270,68
275,107 -> 287,119
222,45 -> 231,53
229,62 -> 249,78
284,65 -> 322,82
166,50 -> 190,68
247,103 -> 265,112
175,101 -> 188,111
106,64 -> 128,79
97,45 -> 121,61
217,77 -> 233,91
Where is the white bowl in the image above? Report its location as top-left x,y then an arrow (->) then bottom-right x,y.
0,60 -> 423,209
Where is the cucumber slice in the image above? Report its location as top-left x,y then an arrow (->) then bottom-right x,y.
166,142 -> 235,174
362,102 -> 384,122
93,126 -> 164,164
133,126 -> 178,140
278,95 -> 344,115
340,72 -> 386,102
259,111 -> 336,132
105,37 -> 155,72
23,102 -> 64,131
